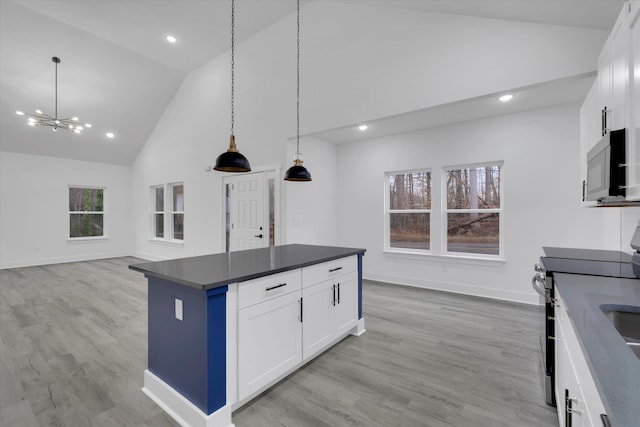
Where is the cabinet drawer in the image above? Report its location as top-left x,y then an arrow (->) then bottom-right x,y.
302,256 -> 357,288
238,270 -> 302,309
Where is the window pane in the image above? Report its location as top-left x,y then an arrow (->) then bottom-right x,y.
69,188 -> 103,212
155,213 -> 164,238
173,213 -> 184,240
155,187 -> 164,212
389,172 -> 431,209
173,185 -> 184,212
70,213 -> 104,237
446,166 -> 501,209
390,213 -> 430,250
447,213 -> 499,255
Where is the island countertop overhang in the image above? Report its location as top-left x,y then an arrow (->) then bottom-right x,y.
129,244 -> 366,291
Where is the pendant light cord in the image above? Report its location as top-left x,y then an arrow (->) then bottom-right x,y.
54,59 -> 58,120
296,0 -> 300,157
231,0 -> 235,135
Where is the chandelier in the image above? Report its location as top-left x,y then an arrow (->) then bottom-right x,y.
16,56 -> 91,133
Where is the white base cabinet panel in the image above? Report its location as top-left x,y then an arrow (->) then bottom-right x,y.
237,291 -> 302,400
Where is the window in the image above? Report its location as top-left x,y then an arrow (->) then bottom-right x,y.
386,170 -> 432,252
445,163 -> 502,256
151,183 -> 184,242
153,186 -> 164,238
171,183 -> 184,240
69,187 -> 105,238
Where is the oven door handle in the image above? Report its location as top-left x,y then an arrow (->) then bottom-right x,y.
531,273 -> 547,297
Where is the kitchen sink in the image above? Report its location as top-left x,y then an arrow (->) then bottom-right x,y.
601,306 -> 640,359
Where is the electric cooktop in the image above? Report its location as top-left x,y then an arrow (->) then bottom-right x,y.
541,247 -> 637,279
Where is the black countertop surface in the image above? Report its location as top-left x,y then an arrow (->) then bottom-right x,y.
129,244 -> 366,291
554,273 -> 640,427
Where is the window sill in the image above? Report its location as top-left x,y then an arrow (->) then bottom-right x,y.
383,249 -> 505,267
149,238 -> 184,248
67,236 -> 109,243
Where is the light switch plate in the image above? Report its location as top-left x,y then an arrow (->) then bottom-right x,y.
175,298 -> 183,321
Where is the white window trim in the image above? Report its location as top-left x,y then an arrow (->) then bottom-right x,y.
169,182 -> 184,242
384,168 -> 432,254
442,161 -> 504,260
68,185 -> 107,240
151,185 -> 164,240
149,182 -> 184,244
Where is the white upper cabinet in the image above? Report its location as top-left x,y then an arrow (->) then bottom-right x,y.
581,1 -> 640,202
597,3 -> 629,136
628,1 -> 640,200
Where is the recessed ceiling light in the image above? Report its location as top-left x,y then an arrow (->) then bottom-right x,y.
165,35 -> 177,44
498,94 -> 514,102
358,124 -> 368,131
106,132 -> 115,139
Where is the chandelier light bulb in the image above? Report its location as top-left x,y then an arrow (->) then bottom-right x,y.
106,132 -> 115,138
28,121 -> 36,126
72,116 -> 78,121
35,109 -> 43,114
85,123 -> 92,128
16,111 -> 24,116
358,124 -> 368,131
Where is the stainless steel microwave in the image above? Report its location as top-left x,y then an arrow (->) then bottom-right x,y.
585,128 -> 626,202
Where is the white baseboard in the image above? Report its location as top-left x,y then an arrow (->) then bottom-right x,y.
364,272 -> 540,306
142,370 -> 234,427
0,251 -> 131,270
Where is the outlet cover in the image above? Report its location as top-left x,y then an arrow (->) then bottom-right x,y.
175,298 -> 183,321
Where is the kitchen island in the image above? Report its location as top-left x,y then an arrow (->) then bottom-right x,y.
130,244 -> 366,427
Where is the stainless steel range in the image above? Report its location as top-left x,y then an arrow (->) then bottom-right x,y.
532,227 -> 640,407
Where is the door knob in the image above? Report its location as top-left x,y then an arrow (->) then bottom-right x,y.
254,234 -> 263,238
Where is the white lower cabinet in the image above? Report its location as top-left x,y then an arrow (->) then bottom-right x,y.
555,291 -> 607,427
237,290 -> 302,400
237,257 -> 360,402
302,272 -> 358,360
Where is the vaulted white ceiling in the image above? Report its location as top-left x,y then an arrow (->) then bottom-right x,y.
0,0 -> 625,165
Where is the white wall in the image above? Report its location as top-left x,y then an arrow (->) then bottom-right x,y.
0,151 -> 132,268
335,103 -> 624,304
130,1 -> 609,262
284,136 -> 338,245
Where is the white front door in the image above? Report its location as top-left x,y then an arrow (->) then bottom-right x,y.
226,172 -> 268,251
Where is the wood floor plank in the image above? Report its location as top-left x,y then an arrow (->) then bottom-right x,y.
0,258 -> 557,426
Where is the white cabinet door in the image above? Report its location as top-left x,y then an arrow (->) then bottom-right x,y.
333,272 -> 358,337
237,291 -> 302,400
629,1 -> 640,201
302,271 -> 359,360
302,281 -> 334,359
611,4 -> 630,132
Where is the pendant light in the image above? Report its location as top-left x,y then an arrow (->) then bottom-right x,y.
284,0 -> 311,182
214,0 -> 251,172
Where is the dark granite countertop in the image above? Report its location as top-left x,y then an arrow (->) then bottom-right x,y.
554,273 -> 640,427
129,244 -> 365,291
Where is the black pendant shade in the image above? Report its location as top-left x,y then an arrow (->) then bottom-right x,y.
284,159 -> 311,181
214,135 -> 251,172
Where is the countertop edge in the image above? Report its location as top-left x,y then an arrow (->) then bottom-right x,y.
129,245 -> 366,290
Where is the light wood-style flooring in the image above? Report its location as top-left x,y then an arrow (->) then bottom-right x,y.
0,257 -> 557,426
